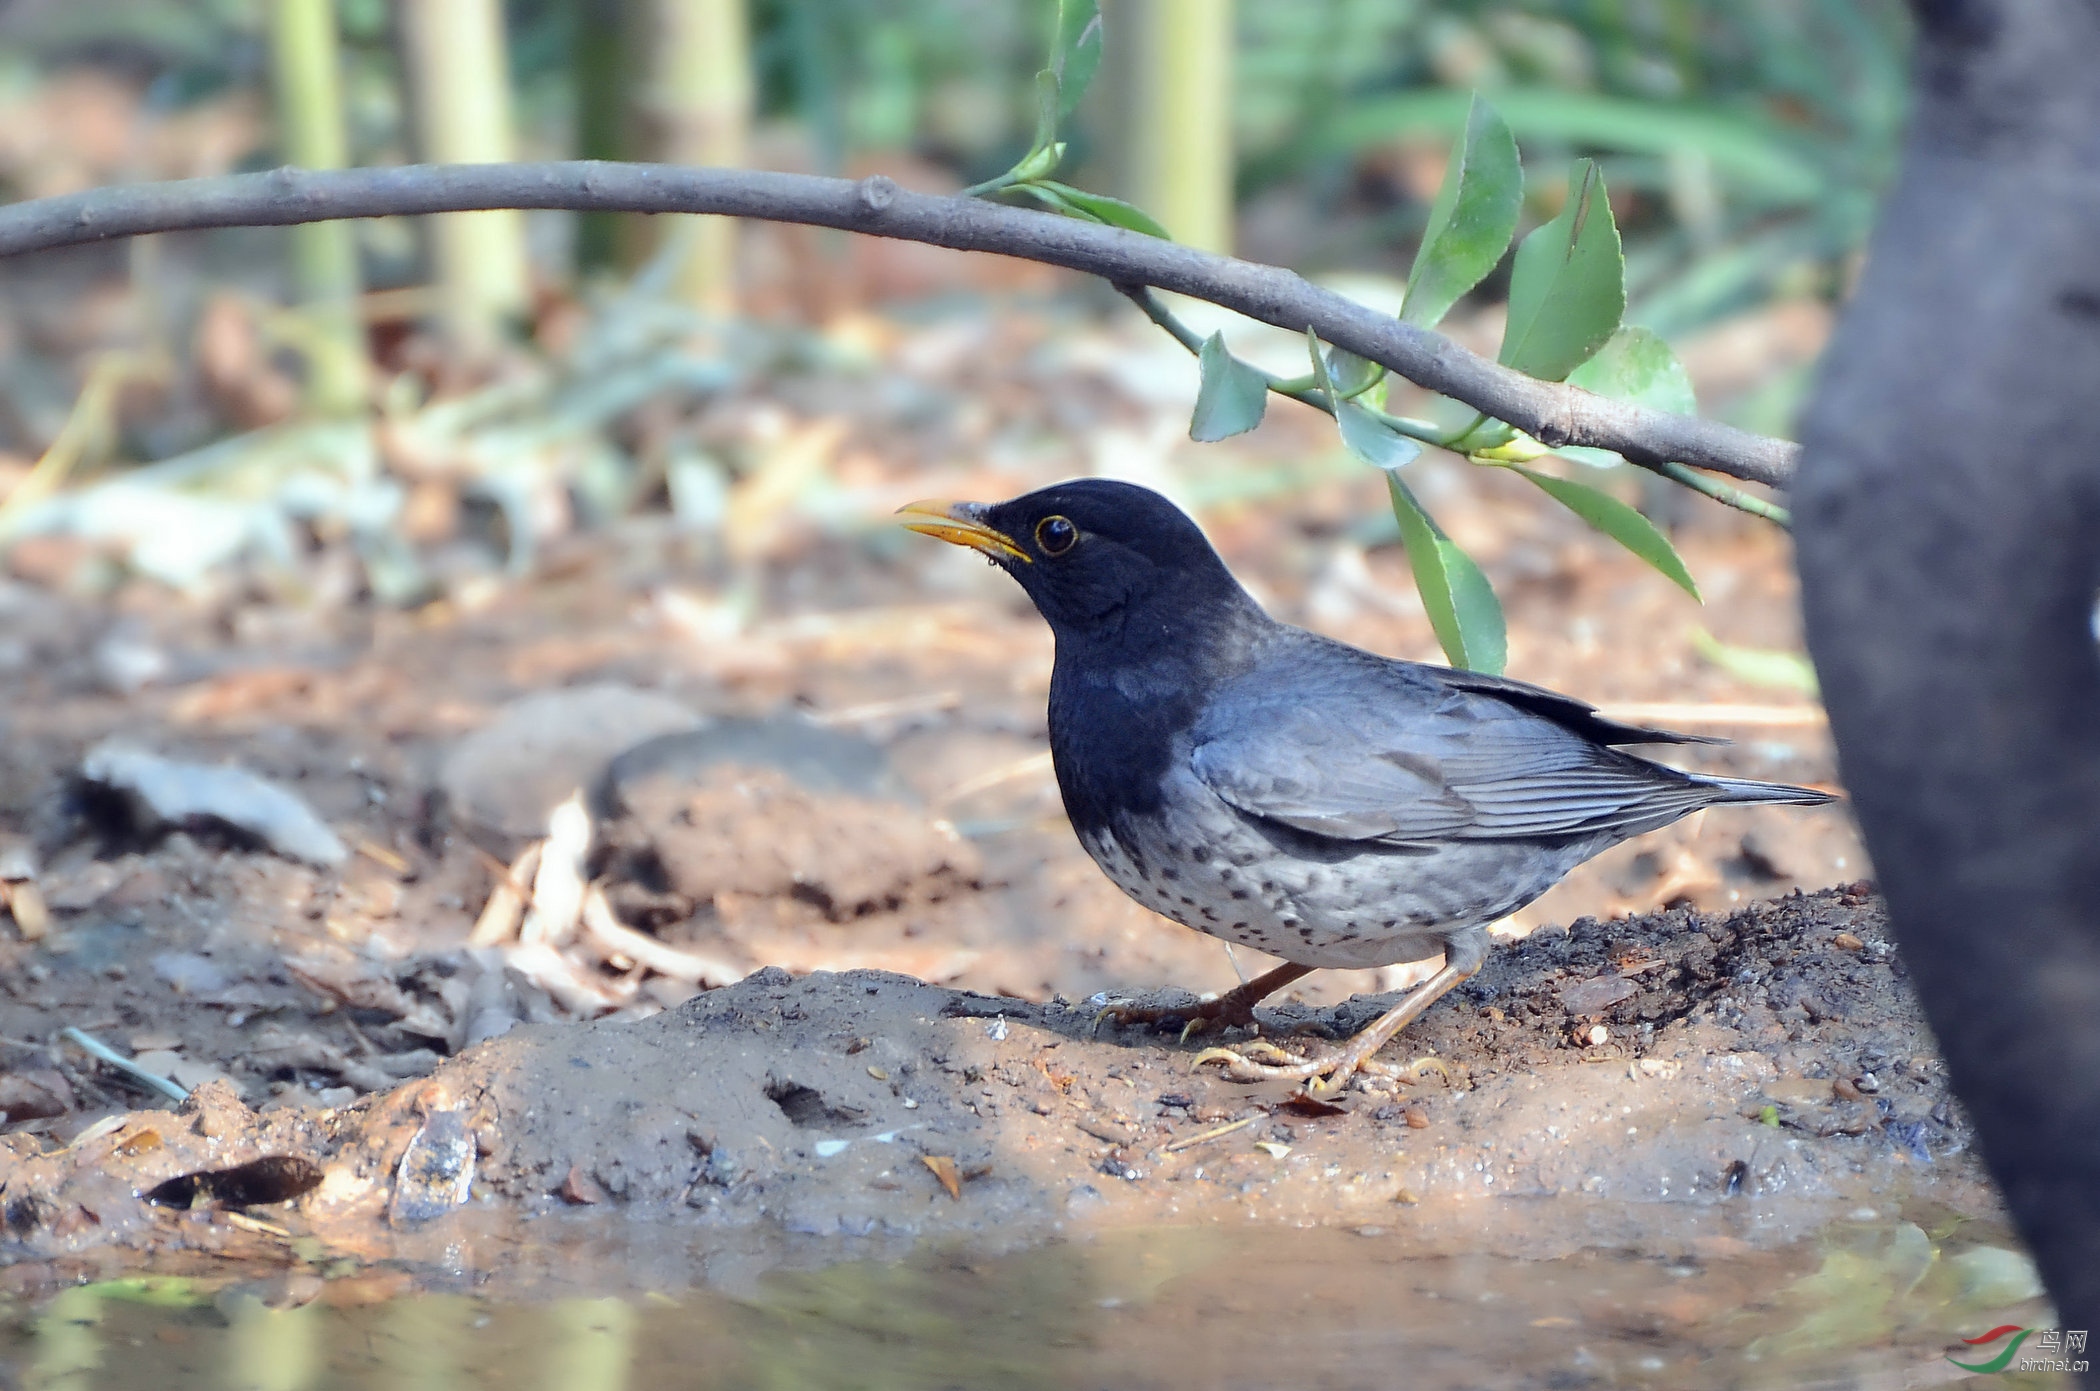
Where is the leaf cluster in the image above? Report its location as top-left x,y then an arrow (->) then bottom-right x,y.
982,7 -> 1747,676
1192,93 -> 1704,672
959,1 -> 1167,239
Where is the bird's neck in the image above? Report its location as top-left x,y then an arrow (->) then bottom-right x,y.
1045,590 -> 1270,830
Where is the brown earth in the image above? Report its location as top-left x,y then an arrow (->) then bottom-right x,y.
0,884 -> 1999,1284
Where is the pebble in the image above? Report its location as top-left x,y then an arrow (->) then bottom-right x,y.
81,741 -> 347,867
439,684 -> 701,846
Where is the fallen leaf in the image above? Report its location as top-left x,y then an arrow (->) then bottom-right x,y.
0,1070 -> 74,1122
559,1165 -> 606,1205
1560,975 -> 1638,1015
921,1154 -> 962,1200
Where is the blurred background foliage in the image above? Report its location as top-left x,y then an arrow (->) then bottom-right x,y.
0,0 -> 1911,333
0,0 -> 1909,608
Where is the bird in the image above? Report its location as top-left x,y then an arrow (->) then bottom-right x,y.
899,480 -> 1834,1096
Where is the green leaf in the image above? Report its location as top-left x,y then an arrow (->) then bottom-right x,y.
1386,473 -> 1506,673
1010,181 -> 1085,216
1053,0 -> 1104,120
1557,325 -> 1698,466
1509,465 -> 1700,600
1032,181 -> 1170,238
1308,331 -> 1422,469
1337,403 -> 1423,470
1309,88 -> 1827,210
1499,160 -> 1625,382
1322,345 -> 1382,399
1190,332 -> 1269,442
1402,94 -> 1522,330
1567,326 -> 1696,413
1690,628 -> 1820,695
1028,69 -> 1061,161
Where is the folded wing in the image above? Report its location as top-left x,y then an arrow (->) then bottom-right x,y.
1189,661 -> 1718,846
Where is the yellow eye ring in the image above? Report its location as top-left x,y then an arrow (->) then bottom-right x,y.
1035,515 -> 1078,555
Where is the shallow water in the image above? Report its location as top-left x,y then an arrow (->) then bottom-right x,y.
1,1206 -> 2063,1391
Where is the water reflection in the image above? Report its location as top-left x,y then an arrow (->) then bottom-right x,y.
2,1216 -> 2062,1390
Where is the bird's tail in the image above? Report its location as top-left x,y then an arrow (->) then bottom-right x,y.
1694,773 -> 1837,807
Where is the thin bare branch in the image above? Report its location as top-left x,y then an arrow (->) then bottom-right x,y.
0,161 -> 1799,487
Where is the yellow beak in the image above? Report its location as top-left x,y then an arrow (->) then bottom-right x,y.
895,499 -> 1032,563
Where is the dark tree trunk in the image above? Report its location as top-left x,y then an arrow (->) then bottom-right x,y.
1795,0 -> 2100,1353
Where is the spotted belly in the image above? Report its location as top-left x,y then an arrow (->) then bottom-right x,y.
1074,794 -> 1600,971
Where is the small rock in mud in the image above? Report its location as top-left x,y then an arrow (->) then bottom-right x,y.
599,717 -> 911,811
603,763 -> 979,922
77,741 -> 347,867
439,684 -> 701,847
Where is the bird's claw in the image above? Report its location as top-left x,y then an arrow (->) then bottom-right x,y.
1190,1037 -> 1379,1098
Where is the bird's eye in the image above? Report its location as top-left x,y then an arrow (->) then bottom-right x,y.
1035,515 -> 1078,555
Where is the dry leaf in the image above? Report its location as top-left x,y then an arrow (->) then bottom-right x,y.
921,1154 -> 962,1200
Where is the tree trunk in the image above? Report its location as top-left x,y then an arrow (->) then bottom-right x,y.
267,0 -> 367,413
1794,0 -> 2100,1347
394,0 -> 531,354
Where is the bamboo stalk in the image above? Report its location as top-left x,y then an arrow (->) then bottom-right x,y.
267,0 -> 368,413
627,0 -> 753,312
1128,0 -> 1235,253
393,0 -> 532,354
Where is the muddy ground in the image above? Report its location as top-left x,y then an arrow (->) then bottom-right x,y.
0,303 -> 1933,1303
2,883 -> 1999,1274
0,301 -> 2042,1387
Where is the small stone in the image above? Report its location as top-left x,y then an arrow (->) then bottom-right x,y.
440,684 -> 701,848
559,1165 -> 607,1205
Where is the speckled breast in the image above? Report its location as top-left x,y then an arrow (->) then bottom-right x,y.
1074,765 -> 1602,972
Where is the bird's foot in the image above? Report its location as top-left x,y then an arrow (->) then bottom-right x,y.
1190,1035 -> 1388,1099
1191,951 -> 1482,1099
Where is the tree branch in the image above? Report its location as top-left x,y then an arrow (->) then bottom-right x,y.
0,161 -> 1799,488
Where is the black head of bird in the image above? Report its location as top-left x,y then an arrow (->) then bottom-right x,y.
897,479 -> 1255,643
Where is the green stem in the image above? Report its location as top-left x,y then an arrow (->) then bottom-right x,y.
61,1026 -> 188,1102
960,174 -> 1015,198
267,0 -> 367,415
1644,458 -> 1792,526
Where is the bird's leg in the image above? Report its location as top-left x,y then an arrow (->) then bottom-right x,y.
1192,930 -> 1488,1099
1092,961 -> 1317,1040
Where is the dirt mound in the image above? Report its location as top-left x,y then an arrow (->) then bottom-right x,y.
0,887 -> 1998,1282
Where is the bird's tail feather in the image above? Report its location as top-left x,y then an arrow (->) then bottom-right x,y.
1695,774 -> 1836,807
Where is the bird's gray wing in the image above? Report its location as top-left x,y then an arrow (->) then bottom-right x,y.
1188,673 -> 1714,845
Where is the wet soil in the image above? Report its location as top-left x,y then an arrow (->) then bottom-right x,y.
3,888 -> 2048,1390
0,887 -> 1987,1261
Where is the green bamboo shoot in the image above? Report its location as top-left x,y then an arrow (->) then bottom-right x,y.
395,0 -> 532,353
627,0 -> 752,312
268,0 -> 368,413
1128,0 -> 1235,253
